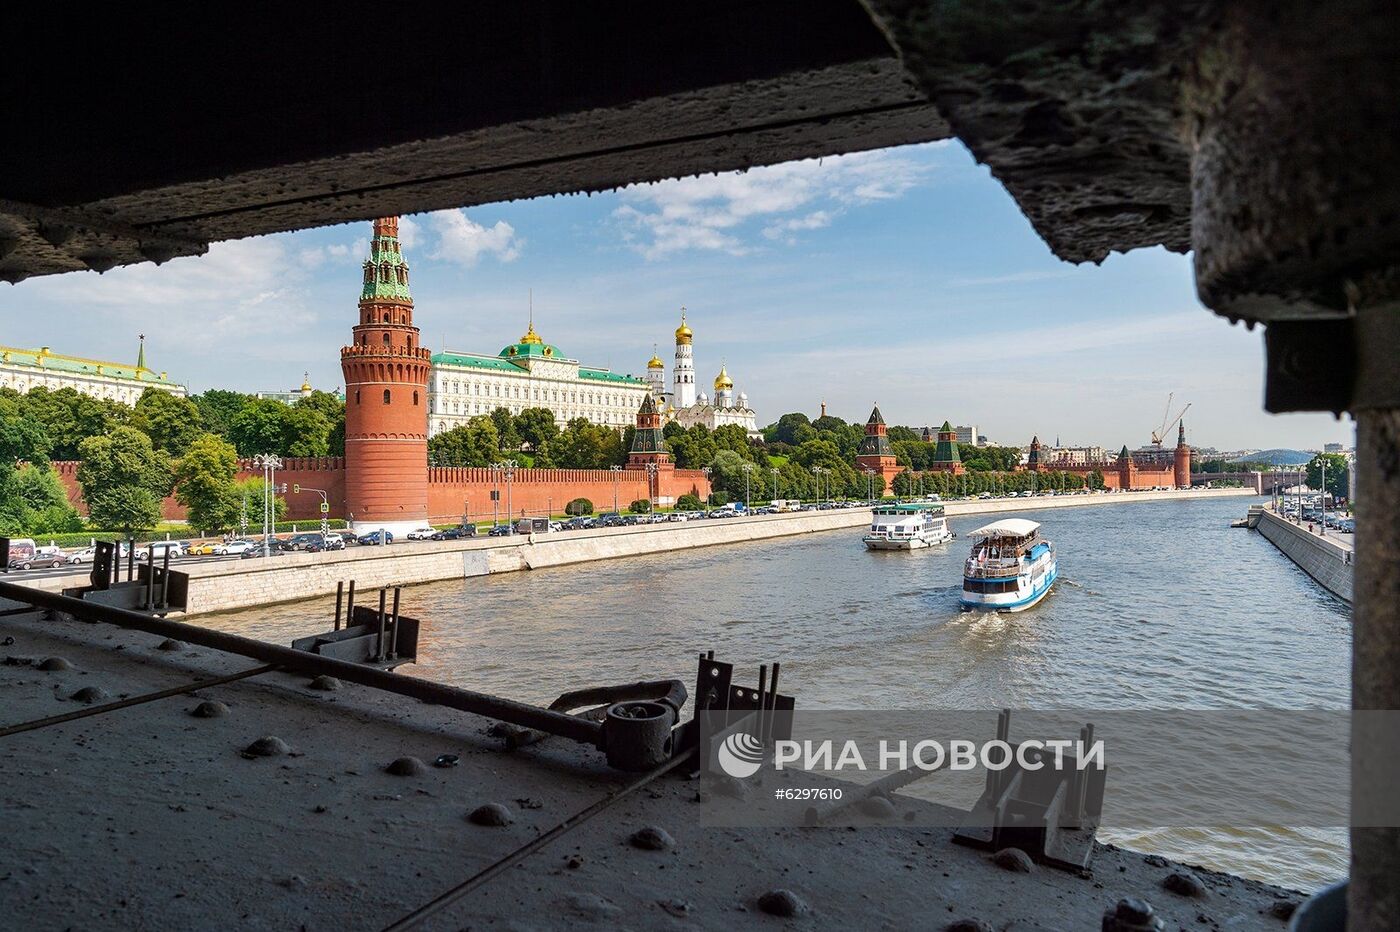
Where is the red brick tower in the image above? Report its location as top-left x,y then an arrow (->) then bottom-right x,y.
1116,444 -> 1138,490
1173,420 -> 1191,488
855,404 -> 902,495
1026,435 -> 1042,471
627,394 -> 674,502
340,217 -> 431,535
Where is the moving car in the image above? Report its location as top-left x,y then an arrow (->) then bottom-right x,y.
66,545 -> 100,564
284,532 -> 325,551
486,525 -> 514,537
187,541 -> 220,556
213,539 -> 256,556
8,551 -> 67,570
431,525 -> 475,540
406,527 -> 437,540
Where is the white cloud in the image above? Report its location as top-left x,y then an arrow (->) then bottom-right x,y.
425,210 -> 522,267
396,215 -> 422,250
614,148 -> 933,259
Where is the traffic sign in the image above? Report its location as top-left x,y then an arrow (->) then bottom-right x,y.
320,502 -> 329,514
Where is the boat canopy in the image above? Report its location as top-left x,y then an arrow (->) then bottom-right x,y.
967,518 -> 1040,539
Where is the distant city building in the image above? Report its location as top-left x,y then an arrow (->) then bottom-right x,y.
0,336 -> 185,405
1324,442 -> 1344,453
651,310 -> 759,438
429,321 -> 650,436
1044,445 -> 1108,466
255,372 -> 344,405
954,424 -> 979,446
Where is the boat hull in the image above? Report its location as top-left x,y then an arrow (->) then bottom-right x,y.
960,560 -> 1058,613
863,530 -> 952,551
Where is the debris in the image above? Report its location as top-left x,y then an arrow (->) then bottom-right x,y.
467,803 -> 513,827
629,826 -> 675,851
1142,854 -> 1170,868
658,898 -> 693,917
1102,897 -> 1164,931
757,889 -> 807,918
191,701 -> 229,719
1162,871 -> 1208,899
38,657 -> 73,671
565,855 -> 584,869
70,686 -> 109,703
384,756 -> 428,777
1266,899 -> 1298,920
313,805 -> 328,814
308,675 -> 341,691
945,921 -> 993,932
513,797 -> 542,809
992,847 -> 1036,874
242,736 -> 291,758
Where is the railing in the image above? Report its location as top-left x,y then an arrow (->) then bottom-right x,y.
964,556 -> 1027,578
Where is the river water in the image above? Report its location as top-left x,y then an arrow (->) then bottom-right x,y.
208,495 -> 1351,891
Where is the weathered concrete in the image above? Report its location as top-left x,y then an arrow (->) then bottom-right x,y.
1254,508 -> 1353,604
0,610 -> 1302,930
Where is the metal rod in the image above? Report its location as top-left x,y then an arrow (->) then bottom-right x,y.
375,588 -> 387,661
159,548 -> 171,609
383,750 -> 693,932
144,545 -> 155,610
756,664 -> 768,746
334,581 -> 344,632
0,581 -> 602,746
346,579 -> 356,626
126,538 -> 135,582
765,662 -> 781,748
388,587 -> 401,660
0,664 -> 276,739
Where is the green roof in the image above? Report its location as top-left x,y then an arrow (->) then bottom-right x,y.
580,368 -> 647,385
500,340 -> 566,359
431,351 -> 525,372
0,345 -> 178,384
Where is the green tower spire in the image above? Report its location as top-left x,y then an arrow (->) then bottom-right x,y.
136,333 -> 146,370
361,217 -> 413,304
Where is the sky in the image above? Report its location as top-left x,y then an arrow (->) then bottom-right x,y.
0,140 -> 1354,452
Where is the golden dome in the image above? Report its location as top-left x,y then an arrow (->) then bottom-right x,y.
300,371 -> 312,393
647,354 -> 664,369
674,310 -> 692,345
520,321 -> 543,345
713,365 -> 733,391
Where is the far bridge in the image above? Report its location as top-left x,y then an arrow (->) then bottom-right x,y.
1192,470 -> 1305,495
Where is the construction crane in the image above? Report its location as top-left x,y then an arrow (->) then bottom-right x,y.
1151,394 -> 1191,448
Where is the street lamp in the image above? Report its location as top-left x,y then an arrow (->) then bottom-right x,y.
251,453 -> 283,556
741,462 -> 753,509
492,461 -> 516,533
701,466 -> 712,506
645,461 -> 659,510
811,465 -> 822,505
863,467 -> 875,502
610,464 -> 622,513
770,466 -> 779,504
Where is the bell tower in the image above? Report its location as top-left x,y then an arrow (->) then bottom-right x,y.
340,217 -> 431,534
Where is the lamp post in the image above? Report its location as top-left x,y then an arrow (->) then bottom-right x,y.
251,453 -> 283,556
492,461 -> 516,534
701,467 -> 712,506
741,462 -> 753,509
863,467 -> 875,502
610,464 -> 622,513
770,466 -> 779,504
811,465 -> 822,505
645,461 -> 659,510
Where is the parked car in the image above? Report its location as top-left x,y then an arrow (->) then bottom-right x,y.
135,540 -> 187,559
357,530 -> 394,545
241,545 -> 285,559
431,525 -> 475,540
597,512 -> 624,528
284,532 -> 326,551
186,541 -> 220,556
486,524 -> 514,537
213,539 -> 256,556
406,527 -> 437,540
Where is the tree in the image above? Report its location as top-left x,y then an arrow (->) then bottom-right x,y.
1306,453 -> 1350,499
489,407 -> 523,452
0,464 -> 83,535
628,498 -> 651,514
767,412 -> 811,446
133,388 -> 205,455
234,476 -> 287,529
666,424 -> 718,469
515,407 -> 559,451
229,398 -> 292,456
192,389 -> 254,438
675,493 -> 703,511
961,444 -> 1022,472
284,406 -> 334,457
15,386 -> 127,460
76,427 -> 173,532
173,434 -> 240,533
544,418 -> 625,469
429,417 -> 499,467
712,424 -> 755,460
565,497 -> 594,516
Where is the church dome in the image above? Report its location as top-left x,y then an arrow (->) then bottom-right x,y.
713,366 -> 733,391
647,352 -> 664,370
674,312 -> 692,345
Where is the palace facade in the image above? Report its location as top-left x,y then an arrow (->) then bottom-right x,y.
0,337 -> 185,405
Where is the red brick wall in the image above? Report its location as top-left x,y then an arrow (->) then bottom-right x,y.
50,459 -> 709,525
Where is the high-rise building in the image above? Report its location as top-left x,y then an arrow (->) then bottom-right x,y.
340,217 -> 431,535
954,424 -> 978,446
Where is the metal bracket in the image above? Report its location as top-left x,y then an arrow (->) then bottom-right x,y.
1265,308 -> 1400,413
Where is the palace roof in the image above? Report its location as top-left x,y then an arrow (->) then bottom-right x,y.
0,344 -> 178,385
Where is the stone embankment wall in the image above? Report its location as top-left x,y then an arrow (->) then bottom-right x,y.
1254,508 -> 1353,603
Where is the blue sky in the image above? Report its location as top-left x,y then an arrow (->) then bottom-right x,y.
0,141 -> 1353,451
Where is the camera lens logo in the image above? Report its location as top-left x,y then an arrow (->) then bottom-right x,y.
717,732 -> 765,778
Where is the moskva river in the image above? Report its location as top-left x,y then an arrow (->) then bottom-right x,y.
210,495 -> 1350,891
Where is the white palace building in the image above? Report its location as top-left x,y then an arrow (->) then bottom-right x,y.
0,336 -> 186,405
426,310 -> 758,438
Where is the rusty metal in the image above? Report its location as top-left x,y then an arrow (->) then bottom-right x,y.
497,678 -> 688,751
952,710 -> 1104,872
0,664 -> 276,738
291,604 -> 420,671
0,580 -> 604,747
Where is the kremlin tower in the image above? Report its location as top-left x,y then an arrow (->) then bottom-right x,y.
1173,420 -> 1192,488
672,309 -> 696,409
340,217 -> 431,534
855,404 -> 903,495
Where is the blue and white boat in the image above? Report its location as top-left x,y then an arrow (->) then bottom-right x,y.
863,500 -> 953,550
959,518 -> 1057,612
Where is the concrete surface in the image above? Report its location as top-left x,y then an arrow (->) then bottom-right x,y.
1254,508 -> 1354,604
0,609 -> 1302,931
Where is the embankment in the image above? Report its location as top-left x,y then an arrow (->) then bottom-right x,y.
1254,507 -> 1354,603
20,488 -> 1256,615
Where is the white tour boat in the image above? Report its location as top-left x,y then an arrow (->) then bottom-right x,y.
863,500 -> 953,550
959,518 -> 1057,612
